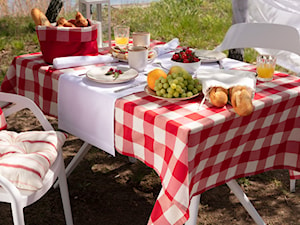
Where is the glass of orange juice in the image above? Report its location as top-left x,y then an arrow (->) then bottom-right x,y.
114,25 -> 130,49
256,55 -> 276,81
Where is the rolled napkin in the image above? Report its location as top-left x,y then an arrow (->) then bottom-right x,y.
153,38 -> 180,56
53,55 -> 118,69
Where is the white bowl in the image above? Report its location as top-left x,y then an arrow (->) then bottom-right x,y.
171,59 -> 201,74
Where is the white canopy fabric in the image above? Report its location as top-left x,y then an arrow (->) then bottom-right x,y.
247,0 -> 300,74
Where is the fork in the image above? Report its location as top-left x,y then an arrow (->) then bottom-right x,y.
152,62 -> 169,70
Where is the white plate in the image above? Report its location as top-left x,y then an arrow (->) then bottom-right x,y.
86,66 -> 138,84
144,85 -> 200,101
111,46 -> 157,62
194,49 -> 226,63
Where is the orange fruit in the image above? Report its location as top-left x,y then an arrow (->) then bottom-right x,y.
147,68 -> 167,90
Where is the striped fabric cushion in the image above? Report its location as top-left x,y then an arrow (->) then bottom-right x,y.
0,108 -> 7,130
0,130 -> 66,191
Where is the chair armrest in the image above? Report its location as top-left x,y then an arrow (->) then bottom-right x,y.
0,174 -> 23,201
0,92 -> 54,131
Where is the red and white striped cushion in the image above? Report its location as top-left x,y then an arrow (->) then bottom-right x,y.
0,130 -> 66,190
0,108 -> 7,131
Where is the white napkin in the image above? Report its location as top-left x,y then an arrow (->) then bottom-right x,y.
196,69 -> 256,98
153,38 -> 180,56
53,55 -> 118,69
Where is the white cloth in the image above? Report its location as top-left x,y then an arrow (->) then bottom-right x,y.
153,38 -> 180,56
232,0 -> 248,24
58,72 -> 147,156
196,68 -> 256,98
247,0 -> 300,74
53,55 -> 118,69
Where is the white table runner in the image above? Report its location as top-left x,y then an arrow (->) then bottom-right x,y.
58,71 -> 147,156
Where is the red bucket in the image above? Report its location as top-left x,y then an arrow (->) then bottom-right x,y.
36,20 -> 98,64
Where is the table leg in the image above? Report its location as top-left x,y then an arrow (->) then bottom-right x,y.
185,194 -> 201,225
226,180 -> 266,225
54,142 -> 92,188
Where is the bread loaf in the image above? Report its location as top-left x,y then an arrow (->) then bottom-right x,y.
230,86 -> 254,116
209,87 -> 228,107
75,11 -> 88,27
31,8 -> 51,26
56,17 -> 75,27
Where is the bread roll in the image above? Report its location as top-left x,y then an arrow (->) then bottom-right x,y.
75,11 -> 88,27
209,87 -> 228,107
56,17 -> 75,27
31,8 -> 51,26
230,86 -> 254,116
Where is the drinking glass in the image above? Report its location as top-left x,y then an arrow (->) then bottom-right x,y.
256,55 -> 276,81
114,25 -> 130,49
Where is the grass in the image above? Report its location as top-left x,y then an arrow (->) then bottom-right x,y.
0,0 -> 267,80
0,0 -> 237,80
111,0 -> 232,49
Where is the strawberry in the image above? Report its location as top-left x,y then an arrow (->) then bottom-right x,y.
172,48 -> 200,63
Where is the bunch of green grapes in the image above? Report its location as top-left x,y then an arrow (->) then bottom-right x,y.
154,72 -> 202,98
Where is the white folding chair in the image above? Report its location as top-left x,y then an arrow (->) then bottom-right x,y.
0,92 -> 73,225
214,22 -> 300,75
214,22 -> 299,192
214,22 -> 300,56
79,0 -> 112,49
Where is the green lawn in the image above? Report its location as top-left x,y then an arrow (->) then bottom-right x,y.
0,0 -> 260,80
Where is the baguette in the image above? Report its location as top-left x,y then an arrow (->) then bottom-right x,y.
209,86 -> 228,107
31,8 -> 51,26
230,86 -> 254,116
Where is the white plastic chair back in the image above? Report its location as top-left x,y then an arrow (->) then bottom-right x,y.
215,22 -> 300,56
247,0 -> 300,74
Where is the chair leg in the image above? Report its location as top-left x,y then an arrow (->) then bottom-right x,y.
86,4 -> 91,20
11,201 -> 25,225
57,153 -> 74,225
290,179 -> 296,193
96,4 -> 102,22
185,194 -> 201,225
107,0 -> 111,49
65,142 -> 92,178
54,142 -> 92,188
226,180 -> 266,225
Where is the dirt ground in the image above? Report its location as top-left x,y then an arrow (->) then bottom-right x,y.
0,108 -> 300,225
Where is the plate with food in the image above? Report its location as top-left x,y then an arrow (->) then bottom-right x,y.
111,46 -> 157,62
144,85 -> 200,101
194,49 -> 226,63
86,66 -> 138,84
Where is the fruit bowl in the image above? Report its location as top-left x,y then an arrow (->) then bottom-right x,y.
171,48 -> 201,73
170,60 -> 201,74
144,85 -> 200,101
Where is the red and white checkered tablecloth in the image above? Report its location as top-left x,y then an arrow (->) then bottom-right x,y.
2,50 -> 300,225
0,40 -> 165,117
1,53 -> 63,117
114,72 -> 300,225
